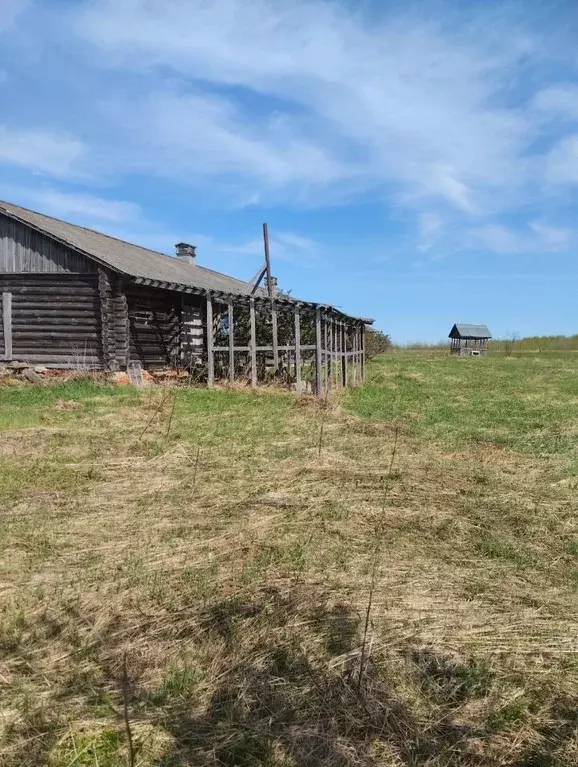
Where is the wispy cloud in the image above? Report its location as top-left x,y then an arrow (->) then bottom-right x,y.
533,84 -> 578,121
0,187 -> 142,222
473,221 -> 574,255
70,0 -> 539,213
216,230 -> 320,264
0,0 -> 577,265
0,125 -> 87,178
546,134 -> 578,185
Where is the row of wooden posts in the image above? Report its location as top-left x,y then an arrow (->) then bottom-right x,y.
205,294 -> 366,395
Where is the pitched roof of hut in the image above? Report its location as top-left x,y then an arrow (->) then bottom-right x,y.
449,323 -> 492,339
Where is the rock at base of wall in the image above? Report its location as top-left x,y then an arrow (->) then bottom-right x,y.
21,368 -> 45,385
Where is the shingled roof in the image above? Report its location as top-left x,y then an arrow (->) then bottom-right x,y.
449,323 -> 492,339
0,200 -> 264,297
0,201 -> 372,324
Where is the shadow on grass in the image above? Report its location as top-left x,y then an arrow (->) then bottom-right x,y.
4,585 -> 576,766
130,587 -> 481,767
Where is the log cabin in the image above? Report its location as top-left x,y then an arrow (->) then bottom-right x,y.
0,201 -> 371,394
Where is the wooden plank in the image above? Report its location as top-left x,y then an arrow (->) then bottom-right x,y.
342,323 -> 347,387
271,302 -> 279,371
361,323 -> 366,382
228,299 -> 234,382
294,306 -> 301,393
353,326 -> 358,385
2,292 -> 12,360
250,297 -> 257,387
326,317 -> 332,387
315,307 -> 322,397
113,278 -> 129,369
206,294 -> 214,387
212,344 -> 316,352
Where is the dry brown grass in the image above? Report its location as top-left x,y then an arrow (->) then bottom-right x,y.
0,361 -> 577,766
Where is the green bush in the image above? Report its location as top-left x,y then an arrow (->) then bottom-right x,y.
365,328 -> 392,359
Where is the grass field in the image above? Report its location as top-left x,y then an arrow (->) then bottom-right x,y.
1,353 -> 577,766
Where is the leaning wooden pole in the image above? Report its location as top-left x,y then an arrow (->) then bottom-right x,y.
315,307 -> 323,397
263,223 -> 279,371
206,293 -> 214,387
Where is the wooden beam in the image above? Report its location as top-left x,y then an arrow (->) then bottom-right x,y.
2,292 -> 12,361
228,299 -> 235,382
113,278 -> 129,370
250,297 -> 257,387
341,323 -> 347,386
360,323 -> 366,382
271,301 -> 279,371
331,318 -> 337,388
97,270 -> 113,370
294,306 -> 301,394
315,307 -> 323,397
327,316 -> 332,388
206,294 -> 214,387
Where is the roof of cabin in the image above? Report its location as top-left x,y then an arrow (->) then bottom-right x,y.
0,201 -> 372,323
449,323 -> 492,339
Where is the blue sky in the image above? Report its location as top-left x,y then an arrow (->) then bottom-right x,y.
1,0 -> 577,342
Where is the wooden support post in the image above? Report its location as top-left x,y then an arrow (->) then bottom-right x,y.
206,294 -> 214,387
341,323 -> 347,387
360,323 -> 366,382
2,292 -> 12,361
294,306 -> 301,394
322,317 -> 331,388
114,279 -> 129,370
271,301 -> 279,372
315,307 -> 323,397
353,326 -> 358,386
349,327 -> 357,386
228,299 -> 234,382
250,297 -> 257,387
98,269 -> 117,371
355,325 -> 361,386
332,318 -> 337,388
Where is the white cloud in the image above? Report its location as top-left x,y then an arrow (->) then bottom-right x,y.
528,221 -> 573,251
418,211 -> 443,251
105,90 -> 351,191
9,188 -> 142,222
0,125 -> 87,178
73,0 -> 535,213
533,84 -> 578,120
546,134 -> 578,184
473,221 -> 573,254
218,230 -> 320,263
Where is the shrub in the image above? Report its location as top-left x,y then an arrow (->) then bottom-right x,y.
365,328 -> 392,359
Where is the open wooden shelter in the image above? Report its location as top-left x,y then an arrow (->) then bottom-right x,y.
0,201 -> 372,395
449,323 -> 492,356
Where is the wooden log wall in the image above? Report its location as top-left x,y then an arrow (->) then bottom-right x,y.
181,296 -> 204,368
0,273 -> 103,366
125,283 -> 181,369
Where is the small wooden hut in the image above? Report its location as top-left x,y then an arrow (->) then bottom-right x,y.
449,324 -> 491,356
0,201 -> 372,395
